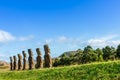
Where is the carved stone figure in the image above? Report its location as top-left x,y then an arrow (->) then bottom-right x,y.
36,48 -> 43,68
13,56 -> 17,70
44,44 -> 52,68
18,54 -> 22,70
22,51 -> 27,70
28,49 -> 34,70
10,57 -> 13,70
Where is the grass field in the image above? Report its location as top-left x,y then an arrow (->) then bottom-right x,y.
0,61 -> 120,80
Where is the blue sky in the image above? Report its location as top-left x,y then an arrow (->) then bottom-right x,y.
0,0 -> 120,61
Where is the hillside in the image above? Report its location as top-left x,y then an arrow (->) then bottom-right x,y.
0,61 -> 9,66
0,61 -> 9,70
0,61 -> 120,80
59,51 -> 77,57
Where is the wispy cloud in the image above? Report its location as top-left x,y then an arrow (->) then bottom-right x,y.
87,35 -> 120,48
45,36 -> 80,44
45,39 -> 53,44
18,35 -> 34,41
0,30 -> 34,43
44,35 -> 120,49
0,30 -> 15,43
50,36 -> 81,43
0,53 -> 10,61
57,36 -> 67,43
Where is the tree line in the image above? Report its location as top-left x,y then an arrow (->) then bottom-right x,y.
53,44 -> 120,66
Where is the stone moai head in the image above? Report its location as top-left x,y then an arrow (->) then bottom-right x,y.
10,57 -> 12,62
22,51 -> 27,58
18,54 -> 22,59
36,48 -> 42,56
28,49 -> 33,57
44,44 -> 50,54
13,56 -> 17,61
44,44 -> 52,68
10,56 -> 13,70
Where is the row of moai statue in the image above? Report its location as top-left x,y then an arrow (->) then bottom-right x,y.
10,45 -> 52,70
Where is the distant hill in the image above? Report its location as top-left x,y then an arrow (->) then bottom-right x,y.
0,61 -> 9,69
0,61 -> 9,66
59,51 -> 78,57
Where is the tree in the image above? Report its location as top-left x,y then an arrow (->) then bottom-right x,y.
81,45 -> 97,63
109,46 -> 116,60
102,46 -> 112,61
53,58 -> 61,67
59,54 -> 71,65
74,49 -> 83,64
95,48 -> 103,61
117,44 -> 120,59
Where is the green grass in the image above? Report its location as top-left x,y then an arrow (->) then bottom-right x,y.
0,61 -> 120,80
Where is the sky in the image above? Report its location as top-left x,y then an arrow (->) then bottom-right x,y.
0,0 -> 120,62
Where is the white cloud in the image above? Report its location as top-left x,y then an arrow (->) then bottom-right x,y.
0,54 -> 8,57
0,53 -> 9,61
45,39 -> 53,44
0,30 -> 15,43
56,36 -> 84,45
98,35 -> 118,40
37,42 -> 42,46
0,30 -> 34,43
43,35 -> 120,49
18,35 -> 34,41
57,36 -> 67,43
87,35 -> 120,48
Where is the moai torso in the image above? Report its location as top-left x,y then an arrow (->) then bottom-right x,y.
22,51 -> 27,70
13,56 -> 17,70
36,48 -> 43,68
28,49 -> 34,70
44,45 -> 52,68
10,57 -> 13,70
18,54 -> 22,70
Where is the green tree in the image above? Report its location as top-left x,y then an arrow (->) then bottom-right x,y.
95,48 -> 103,61
109,46 -> 116,60
117,44 -> 120,59
81,45 -> 97,63
53,58 -> 61,67
102,46 -> 112,61
74,49 -> 83,64
59,54 -> 71,65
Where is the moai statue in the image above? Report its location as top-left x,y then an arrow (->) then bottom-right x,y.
22,51 -> 27,70
44,44 -> 52,68
18,54 -> 22,70
13,56 -> 17,70
10,57 -> 13,70
36,48 -> 43,69
28,49 -> 34,70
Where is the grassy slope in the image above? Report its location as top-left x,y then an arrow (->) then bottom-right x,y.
0,61 -> 120,80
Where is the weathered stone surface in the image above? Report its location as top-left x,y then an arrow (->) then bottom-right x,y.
44,44 -> 52,68
36,48 -> 43,68
10,57 -> 13,70
22,51 -> 27,70
18,54 -> 22,70
28,49 -> 34,70
13,56 -> 17,70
